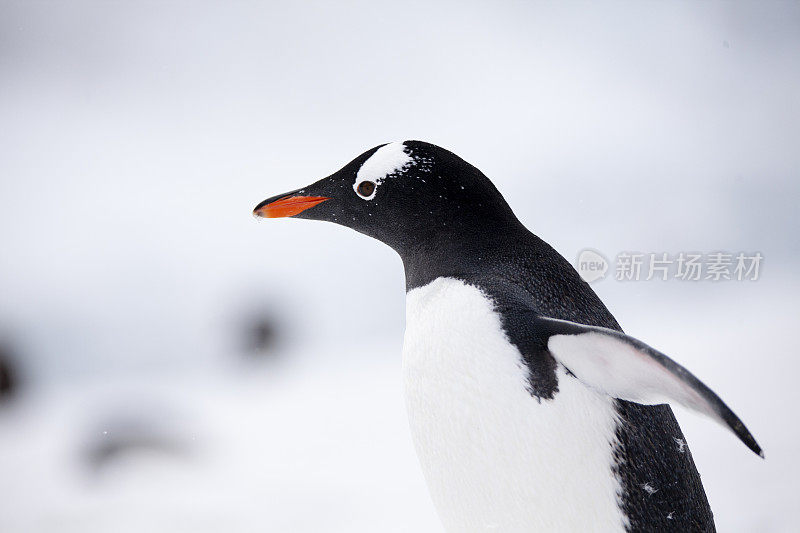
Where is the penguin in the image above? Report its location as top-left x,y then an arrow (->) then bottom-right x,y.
253,141 -> 762,532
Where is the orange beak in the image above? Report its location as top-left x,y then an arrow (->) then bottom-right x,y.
253,195 -> 330,218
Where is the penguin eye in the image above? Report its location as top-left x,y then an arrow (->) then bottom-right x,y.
356,181 -> 376,198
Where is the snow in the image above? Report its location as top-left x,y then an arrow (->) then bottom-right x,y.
0,285 -> 796,532
0,343 -> 439,533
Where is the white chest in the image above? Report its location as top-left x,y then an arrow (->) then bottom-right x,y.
402,277 -> 627,532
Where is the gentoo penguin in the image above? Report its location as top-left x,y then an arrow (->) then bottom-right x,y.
253,141 -> 761,532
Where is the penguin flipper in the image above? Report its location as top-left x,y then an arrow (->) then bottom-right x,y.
532,315 -> 763,457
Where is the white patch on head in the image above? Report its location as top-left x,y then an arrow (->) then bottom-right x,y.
353,141 -> 414,200
402,277 -> 627,532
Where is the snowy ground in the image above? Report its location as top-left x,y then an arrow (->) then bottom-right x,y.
0,342 -> 436,533
0,280 -> 797,532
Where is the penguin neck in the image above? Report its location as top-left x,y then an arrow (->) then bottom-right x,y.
396,216 -> 530,291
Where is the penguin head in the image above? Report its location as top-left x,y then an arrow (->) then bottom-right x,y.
254,141 -> 518,253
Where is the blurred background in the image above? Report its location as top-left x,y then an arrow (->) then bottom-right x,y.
1,1 -> 798,531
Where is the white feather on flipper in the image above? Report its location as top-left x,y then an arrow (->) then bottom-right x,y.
536,316 -> 763,457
